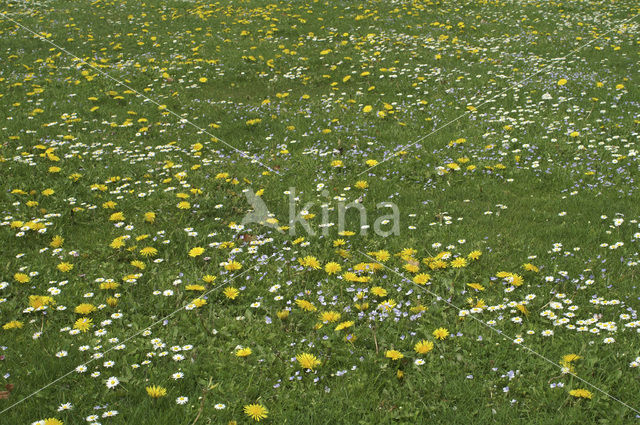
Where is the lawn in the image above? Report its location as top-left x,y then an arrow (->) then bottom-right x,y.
0,0 -> 639,423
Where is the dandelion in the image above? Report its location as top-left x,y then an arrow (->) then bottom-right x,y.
335,321 -> 354,331
297,353 -> 321,370
224,260 -> 242,271
109,212 -> 125,221
57,262 -> 73,272
223,287 -> 239,300
130,260 -> 145,270
299,256 -> 321,269
451,258 -> 467,268
244,403 -> 268,421
75,303 -> 96,315
324,262 -> 342,274
414,340 -> 434,354
277,310 -> 290,320
296,299 -> 317,312
413,273 -> 430,285
189,247 -> 205,257
140,246 -> 158,257
2,321 -> 23,330
371,286 -> 388,297
146,385 -> 167,398
385,350 -> 404,361
467,250 -> 482,260
569,389 -> 592,399
144,212 -> 156,223
319,311 -> 341,323
50,235 -> 64,248
202,275 -> 216,283
433,328 -> 449,340
14,272 -> 30,283
74,317 -> 93,333
236,347 -> 252,357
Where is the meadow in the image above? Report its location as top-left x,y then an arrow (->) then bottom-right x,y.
0,0 -> 639,423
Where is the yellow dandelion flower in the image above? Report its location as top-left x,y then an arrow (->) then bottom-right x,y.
110,237 -> 126,249
202,275 -> 216,283
139,247 -> 158,257
130,260 -> 145,270
75,303 -> 96,315
236,347 -> 252,357
385,350 -> 404,361
144,212 -> 156,223
451,257 -> 467,268
433,328 -> 449,340
319,311 -> 341,323
2,320 -> 23,330
224,260 -> 242,271
299,256 -> 321,269
562,354 -> 581,363
296,299 -> 316,312
192,298 -> 207,308
467,250 -> 482,260
57,262 -> 73,273
146,385 -> 167,398
569,389 -> 592,399
333,239 -> 346,247
413,273 -> 431,285
74,317 -> 93,332
244,404 -> 268,422
414,340 -> 434,354
371,286 -> 387,297
223,287 -> 239,300
335,320 -> 354,331
467,283 -> 485,291
185,284 -> 205,291
50,235 -> 64,248
14,273 -> 30,283
297,353 -> 321,370
324,262 -> 342,275
100,281 -> 119,290
189,247 -> 205,257
109,212 -> 124,221
277,310 -> 289,320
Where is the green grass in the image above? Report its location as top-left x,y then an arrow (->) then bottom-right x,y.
0,0 -> 639,423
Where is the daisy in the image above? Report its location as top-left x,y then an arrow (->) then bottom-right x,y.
105,376 -> 120,389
